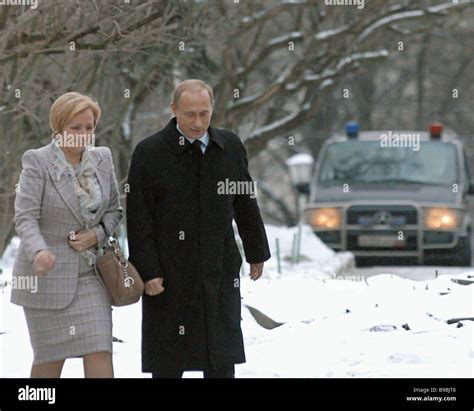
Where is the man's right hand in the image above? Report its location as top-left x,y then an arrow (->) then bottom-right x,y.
33,250 -> 56,277
145,277 -> 165,296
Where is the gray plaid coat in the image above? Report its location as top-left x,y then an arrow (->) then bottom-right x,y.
11,140 -> 123,309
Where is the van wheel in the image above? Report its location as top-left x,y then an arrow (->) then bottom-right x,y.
424,236 -> 472,267
451,236 -> 472,266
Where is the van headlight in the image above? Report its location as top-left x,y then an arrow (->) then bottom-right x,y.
423,208 -> 459,230
305,207 -> 342,229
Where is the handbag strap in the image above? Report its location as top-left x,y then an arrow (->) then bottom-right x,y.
108,237 -> 129,268
108,237 -> 136,287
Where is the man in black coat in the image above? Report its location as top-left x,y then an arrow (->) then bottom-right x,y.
127,79 -> 271,378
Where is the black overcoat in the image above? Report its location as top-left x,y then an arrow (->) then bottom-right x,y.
126,118 -> 270,373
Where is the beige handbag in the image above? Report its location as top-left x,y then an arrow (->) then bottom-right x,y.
95,236 -> 144,306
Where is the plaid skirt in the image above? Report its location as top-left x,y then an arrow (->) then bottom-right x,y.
23,259 -> 113,366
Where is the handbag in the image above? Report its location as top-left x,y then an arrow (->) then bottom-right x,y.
95,235 -> 144,307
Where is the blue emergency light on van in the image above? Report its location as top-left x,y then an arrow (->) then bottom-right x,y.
346,121 -> 359,138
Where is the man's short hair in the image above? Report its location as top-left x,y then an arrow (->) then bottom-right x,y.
172,79 -> 214,107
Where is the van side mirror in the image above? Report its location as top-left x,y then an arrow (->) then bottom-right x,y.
468,183 -> 474,195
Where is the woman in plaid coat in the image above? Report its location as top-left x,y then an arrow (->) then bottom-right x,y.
11,92 -> 123,378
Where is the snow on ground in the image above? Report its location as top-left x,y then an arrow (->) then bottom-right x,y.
240,274 -> 473,378
261,224 -> 354,278
1,226 -> 473,378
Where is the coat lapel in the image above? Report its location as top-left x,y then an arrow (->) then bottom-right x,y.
164,117 -> 225,156
44,141 -> 83,225
92,152 -> 109,222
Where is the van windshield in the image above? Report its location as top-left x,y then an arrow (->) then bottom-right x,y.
318,141 -> 458,185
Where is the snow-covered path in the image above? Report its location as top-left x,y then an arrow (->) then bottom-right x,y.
239,272 -> 473,378
1,226 -> 473,378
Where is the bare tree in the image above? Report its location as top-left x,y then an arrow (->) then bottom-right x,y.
0,0 -> 210,255
198,0 -> 474,157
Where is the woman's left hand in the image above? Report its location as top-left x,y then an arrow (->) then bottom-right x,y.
68,229 -> 98,252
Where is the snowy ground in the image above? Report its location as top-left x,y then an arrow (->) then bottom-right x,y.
1,226 -> 473,378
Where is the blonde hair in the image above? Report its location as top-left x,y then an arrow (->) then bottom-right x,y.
172,79 -> 214,107
49,92 -> 101,135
